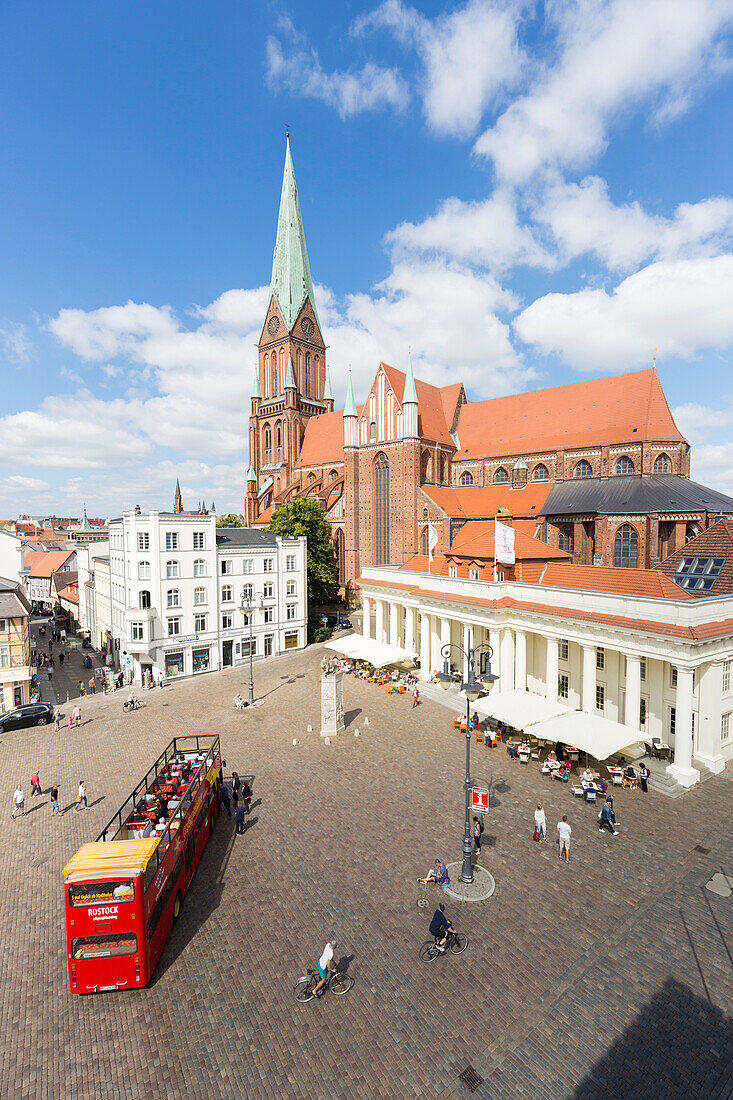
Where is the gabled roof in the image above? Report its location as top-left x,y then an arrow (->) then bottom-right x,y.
379,364 -> 455,446
269,136 -> 320,331
423,483 -> 554,520
448,520 -> 571,562
296,408 -> 356,467
541,475 -> 733,517
539,563 -> 692,599
455,368 -> 685,460
23,549 -> 75,577
655,516 -> 733,597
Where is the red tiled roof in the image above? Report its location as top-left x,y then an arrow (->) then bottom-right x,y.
422,483 -> 554,519
401,553 -> 450,573
24,549 -> 74,577
296,409 -> 348,467
381,363 -> 455,446
455,368 -> 684,459
449,521 -> 571,562
539,563 -> 692,599
656,517 -> 733,596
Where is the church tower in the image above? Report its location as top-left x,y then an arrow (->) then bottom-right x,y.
247,134 -> 327,516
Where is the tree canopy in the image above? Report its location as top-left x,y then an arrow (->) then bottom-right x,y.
268,498 -> 336,608
216,514 -> 245,528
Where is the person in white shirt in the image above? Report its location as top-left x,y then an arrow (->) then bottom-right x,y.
557,816 -> 572,862
581,769 -> 594,788
312,940 -> 338,997
11,785 -> 25,818
534,803 -> 546,841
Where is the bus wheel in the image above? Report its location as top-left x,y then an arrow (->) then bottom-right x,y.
172,892 -> 182,923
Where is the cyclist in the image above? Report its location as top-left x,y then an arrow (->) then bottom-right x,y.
429,903 -> 455,952
312,939 -> 338,996
126,689 -> 138,708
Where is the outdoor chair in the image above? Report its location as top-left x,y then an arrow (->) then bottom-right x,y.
612,773 -> 623,786
571,785 -> 584,797
453,718 -> 463,732
585,789 -> 597,803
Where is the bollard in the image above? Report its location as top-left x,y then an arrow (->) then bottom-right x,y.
292,738 -> 299,746
306,724 -> 313,732
324,737 -> 331,746
364,716 -> 370,726
353,730 -> 360,737
66,691 -> 69,702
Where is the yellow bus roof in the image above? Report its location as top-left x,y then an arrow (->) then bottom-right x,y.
63,839 -> 160,880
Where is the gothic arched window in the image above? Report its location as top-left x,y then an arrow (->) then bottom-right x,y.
335,529 -> 345,586
305,353 -> 311,397
276,421 -> 282,463
374,452 -> 389,565
614,524 -> 638,567
315,355 -> 320,395
264,424 -> 271,460
654,453 -> 671,473
686,521 -> 701,542
421,450 -> 431,483
270,353 -> 277,397
460,471 -> 474,486
574,460 -> 592,479
532,463 -> 549,481
615,456 -> 634,475
558,523 -> 574,554
493,467 -> 509,484
421,527 -> 429,555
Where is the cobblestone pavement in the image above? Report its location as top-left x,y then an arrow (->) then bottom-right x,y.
31,615 -> 105,706
0,642 -> 731,1100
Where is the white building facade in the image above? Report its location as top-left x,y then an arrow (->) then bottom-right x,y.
109,510 -> 307,685
361,565 -> 733,788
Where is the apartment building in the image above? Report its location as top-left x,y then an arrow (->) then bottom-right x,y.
0,577 -> 32,711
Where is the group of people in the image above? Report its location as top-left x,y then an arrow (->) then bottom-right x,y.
233,694 -> 249,710
216,772 -> 253,835
506,734 -> 531,759
11,776 -> 86,818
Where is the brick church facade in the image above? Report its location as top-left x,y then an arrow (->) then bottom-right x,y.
246,139 -> 733,600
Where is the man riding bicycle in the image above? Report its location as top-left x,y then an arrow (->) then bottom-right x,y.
429,903 -> 455,952
126,689 -> 138,707
312,939 -> 338,996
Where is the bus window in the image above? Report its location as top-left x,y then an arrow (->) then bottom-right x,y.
68,881 -> 134,907
194,807 -> 206,839
71,933 -> 138,960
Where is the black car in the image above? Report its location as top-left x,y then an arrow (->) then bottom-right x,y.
0,703 -> 54,732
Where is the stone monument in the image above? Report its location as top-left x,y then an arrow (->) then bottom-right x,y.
320,655 -> 345,739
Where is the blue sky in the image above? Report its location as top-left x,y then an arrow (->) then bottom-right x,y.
3,0 -> 733,516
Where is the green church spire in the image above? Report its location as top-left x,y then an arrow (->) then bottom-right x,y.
344,371 -> 357,417
270,134 -> 321,331
403,351 -> 418,405
251,367 -> 262,399
324,366 -> 333,401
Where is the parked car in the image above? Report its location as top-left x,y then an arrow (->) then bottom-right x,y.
0,702 -> 54,732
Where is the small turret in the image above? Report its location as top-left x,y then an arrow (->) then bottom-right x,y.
343,371 -> 358,449
402,352 -> 418,438
324,366 -> 334,413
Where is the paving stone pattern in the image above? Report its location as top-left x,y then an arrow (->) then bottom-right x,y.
0,631 -> 731,1100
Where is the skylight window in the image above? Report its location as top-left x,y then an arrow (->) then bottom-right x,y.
674,556 -> 726,591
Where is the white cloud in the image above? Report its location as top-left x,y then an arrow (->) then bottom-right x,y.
265,30 -> 408,119
0,321 -> 32,363
386,189 -> 552,271
475,0 -> 733,182
514,253 -> 733,370
356,0 -> 525,136
690,442 -> 733,496
672,400 -> 733,444
537,175 -> 733,270
0,475 -> 49,493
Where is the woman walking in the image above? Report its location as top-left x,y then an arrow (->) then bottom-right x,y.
534,802 -> 547,842
231,771 -> 241,808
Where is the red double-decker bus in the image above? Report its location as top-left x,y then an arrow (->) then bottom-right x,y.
63,734 -> 222,994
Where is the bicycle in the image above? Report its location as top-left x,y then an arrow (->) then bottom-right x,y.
418,928 -> 469,962
293,968 -> 354,1002
122,698 -> 144,712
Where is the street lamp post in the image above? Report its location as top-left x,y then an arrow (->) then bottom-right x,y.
239,587 -> 263,706
437,635 -> 497,884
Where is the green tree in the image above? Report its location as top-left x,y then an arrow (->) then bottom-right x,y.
268,498 -> 337,609
216,514 -> 245,528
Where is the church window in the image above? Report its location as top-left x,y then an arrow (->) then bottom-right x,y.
374,453 -> 389,565
264,425 -> 271,461
493,467 -> 509,484
335,529 -> 345,586
686,522 -> 701,542
615,456 -> 634,475
460,472 -> 474,486
614,524 -> 638,567
421,450 -> 431,483
532,464 -> 549,481
270,353 -> 277,397
558,523 -> 574,554
305,353 -> 311,397
315,355 -> 320,394
370,422 -> 376,442
654,453 -> 671,473
421,527 -> 429,555
330,469 -> 339,480
276,421 -> 282,463
574,460 -> 592,478
439,456 -> 446,483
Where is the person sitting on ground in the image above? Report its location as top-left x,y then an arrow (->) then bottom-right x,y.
419,859 -> 450,886
428,904 -> 455,951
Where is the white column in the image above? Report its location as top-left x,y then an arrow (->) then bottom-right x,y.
515,630 -> 527,691
500,628 -> 515,692
462,623 -> 471,681
389,602 -> 399,647
404,606 -> 415,655
546,637 -> 559,702
440,617 -> 451,671
362,597 -> 371,639
419,613 -> 430,680
582,644 -> 597,713
489,628 -> 501,683
695,660 -> 726,773
667,667 -> 700,787
375,600 -> 384,645
625,654 -> 641,731
430,616 -> 441,674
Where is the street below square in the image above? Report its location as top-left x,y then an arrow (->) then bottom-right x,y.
0,640 -> 731,1100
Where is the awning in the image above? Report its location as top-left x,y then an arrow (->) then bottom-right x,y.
472,690 -> 572,730
325,633 -> 417,667
526,711 -> 644,761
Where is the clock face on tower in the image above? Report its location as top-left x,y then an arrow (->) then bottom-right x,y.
267,316 -> 280,336
301,317 -> 315,340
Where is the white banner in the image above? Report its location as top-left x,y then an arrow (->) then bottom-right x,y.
495,520 -> 516,565
427,522 -> 439,561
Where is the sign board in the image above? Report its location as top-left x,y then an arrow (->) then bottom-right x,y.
471,786 -> 489,813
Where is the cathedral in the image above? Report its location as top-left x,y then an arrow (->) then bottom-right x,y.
246,139 -> 733,600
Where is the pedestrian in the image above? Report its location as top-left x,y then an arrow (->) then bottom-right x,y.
31,770 -> 42,796
412,687 -> 420,708
78,680 -> 84,696
54,709 -> 60,732
48,639 -> 53,652
74,781 -> 87,812
234,803 -> 246,835
50,783 -> 62,815
241,780 -> 252,814
639,762 -> 650,793
472,815 -> 484,860
89,677 -> 95,695
231,771 -> 240,808
48,665 -> 53,681
59,651 -> 64,667
219,783 -> 232,817
598,799 -> 619,835
68,711 -> 74,729
557,815 -> 572,862
73,705 -> 81,727
534,802 -> 547,842
11,784 -> 25,818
